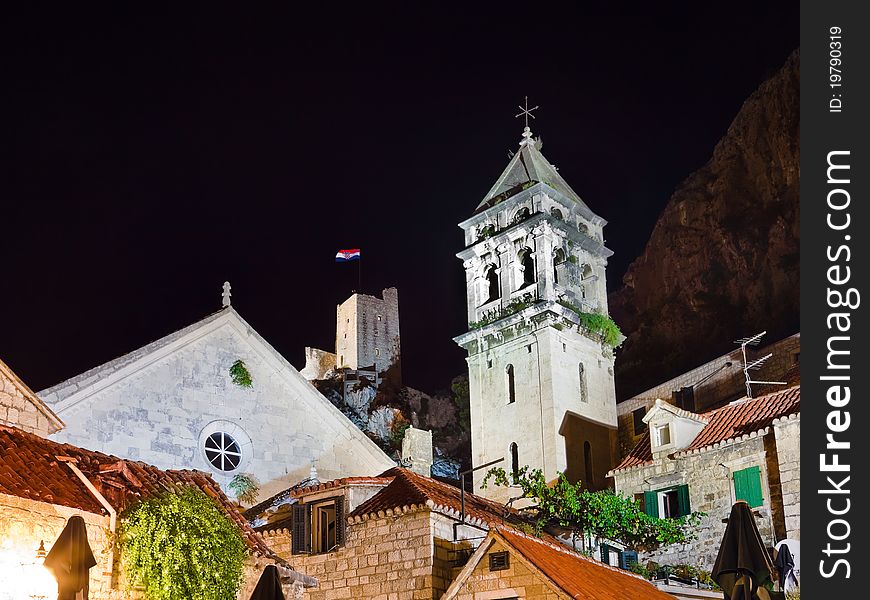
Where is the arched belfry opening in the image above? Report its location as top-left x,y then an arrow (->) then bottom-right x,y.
517,248 -> 536,288
553,248 -> 567,285
484,265 -> 500,303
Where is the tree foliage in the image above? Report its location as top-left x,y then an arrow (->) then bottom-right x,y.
119,487 -> 247,600
229,472 -> 260,505
482,466 -> 702,552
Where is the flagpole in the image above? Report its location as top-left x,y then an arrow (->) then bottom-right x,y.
358,254 -> 362,293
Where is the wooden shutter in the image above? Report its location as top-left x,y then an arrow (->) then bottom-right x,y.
676,484 -> 691,517
734,466 -> 764,508
291,503 -> 311,555
334,496 -> 346,547
643,491 -> 659,518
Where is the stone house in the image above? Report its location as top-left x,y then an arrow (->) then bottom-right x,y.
607,385 -> 800,571
616,333 -> 799,460
1,357 -> 64,437
38,296 -> 395,502
0,422 -> 315,599
442,526 -> 674,600
249,467 -> 673,600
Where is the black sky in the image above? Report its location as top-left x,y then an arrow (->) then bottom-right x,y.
2,3 -> 799,394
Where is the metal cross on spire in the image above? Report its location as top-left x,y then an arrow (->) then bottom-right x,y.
515,96 -> 539,129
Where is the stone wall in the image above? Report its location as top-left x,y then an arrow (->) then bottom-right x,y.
610,435 -> 778,571
0,493 -> 125,600
300,348 -> 337,381
773,414 -> 800,539
0,359 -> 62,437
446,538 -> 562,600
263,507 -> 467,600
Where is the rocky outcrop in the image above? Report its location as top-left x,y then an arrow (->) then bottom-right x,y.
609,50 -> 800,398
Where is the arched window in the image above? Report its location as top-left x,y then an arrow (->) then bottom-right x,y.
553,248 -> 567,285
510,442 -> 519,482
506,364 -> 516,404
512,207 -> 531,224
485,265 -> 500,303
518,248 -> 536,288
550,207 -> 563,220
579,363 -> 588,403
578,221 -> 590,235
478,224 -> 496,241
583,441 -> 594,485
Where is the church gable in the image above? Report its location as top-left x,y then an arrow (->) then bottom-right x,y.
0,358 -> 63,436
40,308 -> 395,501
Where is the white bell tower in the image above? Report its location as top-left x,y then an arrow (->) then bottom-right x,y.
454,122 -> 620,501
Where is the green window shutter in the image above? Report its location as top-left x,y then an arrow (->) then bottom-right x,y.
676,484 -> 691,517
734,466 -> 764,508
643,490 -> 659,518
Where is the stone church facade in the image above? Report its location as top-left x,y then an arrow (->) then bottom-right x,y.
38,303 -> 395,502
454,126 -> 619,501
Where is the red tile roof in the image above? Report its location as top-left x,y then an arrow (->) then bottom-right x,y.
494,527 -> 674,600
613,385 -> 800,472
0,424 -> 275,558
349,467 -> 523,527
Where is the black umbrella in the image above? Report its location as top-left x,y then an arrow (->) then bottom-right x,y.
773,543 -> 796,591
250,565 -> 285,600
712,502 -> 781,600
43,515 -> 97,600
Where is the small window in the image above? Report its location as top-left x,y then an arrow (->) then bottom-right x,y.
550,207 -> 563,220
487,359 -> 493,369
292,497 -> 346,555
510,442 -> 519,482
489,551 -> 510,571
654,424 -> 671,447
506,364 -> 516,404
642,485 -> 690,518
375,348 -> 380,357
632,407 -> 647,435
562,343 -> 566,352
578,363 -> 588,403
512,207 -> 531,224
377,315 -> 382,321
733,466 -> 764,508
526,344 -> 532,353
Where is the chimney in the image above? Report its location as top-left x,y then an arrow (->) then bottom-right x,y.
401,427 -> 433,477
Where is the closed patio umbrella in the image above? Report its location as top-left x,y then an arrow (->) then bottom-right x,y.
43,515 -> 97,600
712,501 -> 782,600
250,564 -> 285,600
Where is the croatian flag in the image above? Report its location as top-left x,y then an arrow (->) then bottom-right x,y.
335,248 -> 361,262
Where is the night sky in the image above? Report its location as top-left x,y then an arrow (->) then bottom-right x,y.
3,3 -> 799,395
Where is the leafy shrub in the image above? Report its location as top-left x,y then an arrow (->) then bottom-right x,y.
119,487 -> 247,600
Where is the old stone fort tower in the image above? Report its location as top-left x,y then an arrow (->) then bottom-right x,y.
454,124 -> 618,501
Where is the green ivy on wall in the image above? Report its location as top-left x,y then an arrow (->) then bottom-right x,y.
229,359 -> 253,388
557,300 -> 623,347
119,487 -> 247,600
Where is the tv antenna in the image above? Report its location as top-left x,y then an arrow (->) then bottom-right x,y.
734,331 -> 786,398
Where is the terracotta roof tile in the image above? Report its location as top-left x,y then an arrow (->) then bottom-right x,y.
613,385 -> 800,473
495,527 -> 674,600
244,476 -> 394,521
349,468 -> 523,527
0,424 -> 275,558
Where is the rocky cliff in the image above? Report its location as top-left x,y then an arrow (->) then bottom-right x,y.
609,50 -> 800,399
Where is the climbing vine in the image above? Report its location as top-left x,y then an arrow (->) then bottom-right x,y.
229,359 -> 253,388
119,487 -> 247,600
